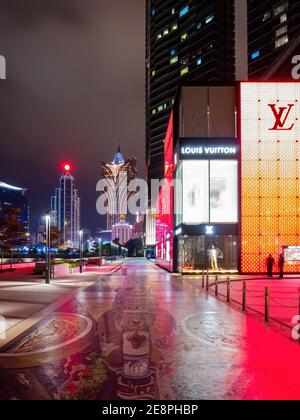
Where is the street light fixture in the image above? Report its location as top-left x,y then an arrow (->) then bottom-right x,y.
45,213 -> 51,284
98,238 -> 102,267
79,229 -> 83,273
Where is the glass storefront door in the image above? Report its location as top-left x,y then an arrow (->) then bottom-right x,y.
177,235 -> 238,273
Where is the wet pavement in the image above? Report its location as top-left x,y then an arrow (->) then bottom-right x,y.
0,258 -> 300,400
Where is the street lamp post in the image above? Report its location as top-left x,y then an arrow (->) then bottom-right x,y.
45,213 -> 51,284
79,230 -> 83,273
98,238 -> 102,267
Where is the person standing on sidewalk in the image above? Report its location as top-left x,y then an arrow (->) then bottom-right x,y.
267,254 -> 275,278
278,253 -> 285,279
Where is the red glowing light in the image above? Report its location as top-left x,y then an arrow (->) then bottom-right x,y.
62,163 -> 72,172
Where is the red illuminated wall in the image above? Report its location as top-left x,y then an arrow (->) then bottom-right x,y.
155,112 -> 174,270
241,82 -> 300,273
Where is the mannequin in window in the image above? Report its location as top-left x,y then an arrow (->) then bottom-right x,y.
208,245 -> 218,270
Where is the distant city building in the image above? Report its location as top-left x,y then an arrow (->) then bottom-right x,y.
112,216 -> 133,245
145,207 -> 156,247
96,229 -> 112,244
0,181 -> 29,235
132,212 -> 145,240
248,0 -> 300,79
51,164 -> 81,248
100,147 -> 138,230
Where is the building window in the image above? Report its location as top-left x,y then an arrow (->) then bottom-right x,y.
170,49 -> 176,56
181,33 -> 188,41
280,12 -> 287,23
196,57 -> 202,66
163,28 -> 169,36
274,2 -> 289,16
157,33 -> 162,40
206,15 -> 214,24
251,50 -> 261,60
180,67 -> 189,76
263,11 -> 272,21
171,23 -> 178,31
196,22 -> 202,30
171,8 -> 175,15
151,69 -> 156,77
275,34 -> 289,48
170,56 -> 178,65
179,5 -> 189,18
275,25 -> 288,37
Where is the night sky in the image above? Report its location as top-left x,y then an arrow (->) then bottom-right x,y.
0,0 -> 145,233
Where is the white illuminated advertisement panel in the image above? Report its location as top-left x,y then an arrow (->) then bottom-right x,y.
241,82 -> 300,273
183,161 -> 209,223
210,161 -> 238,223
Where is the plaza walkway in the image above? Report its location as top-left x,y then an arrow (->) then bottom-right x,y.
0,259 -> 300,400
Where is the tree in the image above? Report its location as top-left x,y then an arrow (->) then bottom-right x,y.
0,207 -> 28,270
126,238 -> 144,258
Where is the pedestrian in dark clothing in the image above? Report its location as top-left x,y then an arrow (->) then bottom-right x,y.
267,254 -> 275,278
278,253 -> 285,279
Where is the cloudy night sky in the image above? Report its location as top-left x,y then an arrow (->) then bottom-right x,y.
0,0 -> 145,232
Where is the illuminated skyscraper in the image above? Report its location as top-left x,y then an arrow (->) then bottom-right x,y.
100,148 -> 138,230
51,164 -> 81,247
146,1 -> 246,183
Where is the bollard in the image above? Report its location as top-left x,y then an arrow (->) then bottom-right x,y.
206,271 -> 209,292
215,274 -> 218,296
242,281 -> 246,312
265,287 -> 269,324
202,270 -> 205,288
227,277 -> 231,303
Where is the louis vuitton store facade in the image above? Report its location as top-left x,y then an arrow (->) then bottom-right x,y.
171,85 -> 240,273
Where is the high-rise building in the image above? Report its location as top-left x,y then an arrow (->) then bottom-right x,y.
112,215 -> 133,245
0,181 -> 29,235
100,148 -> 138,230
248,0 -> 300,79
51,164 -> 81,248
146,1 -> 246,182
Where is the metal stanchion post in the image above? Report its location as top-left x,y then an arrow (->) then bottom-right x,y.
202,270 -> 205,288
265,287 -> 269,324
215,274 -> 218,296
227,277 -> 231,303
242,281 -> 246,312
206,271 -> 209,292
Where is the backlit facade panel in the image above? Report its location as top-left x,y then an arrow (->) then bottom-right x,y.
241,82 -> 300,273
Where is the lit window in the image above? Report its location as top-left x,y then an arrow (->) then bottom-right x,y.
170,56 -> 178,65
163,28 -> 169,36
275,25 -> 288,37
196,22 -> 202,30
171,23 -> 178,31
275,34 -> 289,48
152,109 -> 156,115
196,57 -> 202,65
274,2 -> 289,16
157,33 -> 162,40
181,33 -> 188,41
152,9 -> 156,17
263,11 -> 272,21
251,50 -> 261,60
179,5 -> 189,18
180,67 -> 189,76
170,49 -> 176,56
280,12 -> 287,23
152,69 -> 156,77
171,8 -> 175,15
206,15 -> 214,24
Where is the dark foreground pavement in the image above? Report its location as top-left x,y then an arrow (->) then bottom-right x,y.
0,258 -> 300,400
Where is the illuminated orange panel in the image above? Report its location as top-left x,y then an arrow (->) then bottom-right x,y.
241,82 -> 300,273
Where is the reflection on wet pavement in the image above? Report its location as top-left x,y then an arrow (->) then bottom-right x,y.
0,259 -> 300,400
